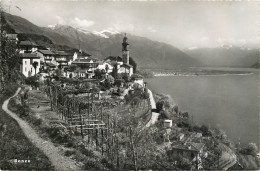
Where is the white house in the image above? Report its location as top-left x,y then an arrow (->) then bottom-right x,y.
36,50 -> 55,63
71,56 -> 99,78
20,53 -> 41,77
97,61 -> 114,73
118,63 -> 133,76
6,34 -> 18,44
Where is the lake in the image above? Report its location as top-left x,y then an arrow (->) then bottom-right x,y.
146,69 -> 259,146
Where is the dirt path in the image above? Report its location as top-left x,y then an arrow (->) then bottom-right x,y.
2,88 -> 80,170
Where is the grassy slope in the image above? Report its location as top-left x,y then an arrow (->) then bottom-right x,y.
0,85 -> 53,170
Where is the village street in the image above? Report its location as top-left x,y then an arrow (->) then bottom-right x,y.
2,88 -> 80,170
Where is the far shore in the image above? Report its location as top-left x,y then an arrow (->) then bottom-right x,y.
142,67 -> 258,77
153,72 -> 254,77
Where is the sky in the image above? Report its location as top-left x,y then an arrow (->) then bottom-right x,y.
1,0 -> 259,49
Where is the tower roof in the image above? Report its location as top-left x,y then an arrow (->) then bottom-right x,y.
123,33 -> 129,45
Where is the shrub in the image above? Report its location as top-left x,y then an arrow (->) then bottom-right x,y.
240,143 -> 259,156
64,150 -> 77,157
101,158 -> 114,169
33,118 -> 43,126
83,158 -> 103,170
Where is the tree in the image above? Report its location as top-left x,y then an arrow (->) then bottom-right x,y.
115,79 -> 124,87
122,73 -> 130,83
179,157 -> 192,170
247,143 -> 258,156
129,57 -> 137,73
111,65 -> 118,78
143,88 -> 149,99
131,74 -> 143,81
94,69 -> 102,79
32,61 -> 38,76
105,64 -> 109,73
104,75 -> 115,90
0,15 -> 20,92
240,143 -> 259,156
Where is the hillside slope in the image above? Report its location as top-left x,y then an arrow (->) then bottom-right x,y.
3,12 -> 201,69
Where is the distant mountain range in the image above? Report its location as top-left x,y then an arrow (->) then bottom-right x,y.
3,12 -> 201,70
185,47 -> 258,67
3,12 -> 258,69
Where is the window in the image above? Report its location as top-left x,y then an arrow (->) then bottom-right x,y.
25,67 -> 27,72
191,153 -> 195,158
25,61 -> 27,65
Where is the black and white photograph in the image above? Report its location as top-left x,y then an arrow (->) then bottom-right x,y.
0,0 -> 259,170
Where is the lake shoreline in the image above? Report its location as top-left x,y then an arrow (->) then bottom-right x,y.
146,73 -> 258,146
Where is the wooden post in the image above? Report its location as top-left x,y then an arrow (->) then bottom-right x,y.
96,128 -> 98,150
88,91 -> 90,118
116,136 -> 119,168
101,105 -> 103,121
80,103 -> 84,139
130,127 -> 137,171
101,129 -> 104,156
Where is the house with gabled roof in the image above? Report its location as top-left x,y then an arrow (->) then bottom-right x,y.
71,56 -> 99,78
53,51 -> 70,68
6,34 -> 18,43
18,40 -> 38,53
20,53 -> 41,77
36,49 -> 55,63
97,61 -> 114,73
168,142 -> 205,169
118,63 -> 133,76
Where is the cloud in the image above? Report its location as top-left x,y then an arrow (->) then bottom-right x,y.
147,27 -> 157,33
47,24 -> 55,28
188,46 -> 198,50
55,15 -> 94,28
113,23 -> 135,32
73,17 -> 94,28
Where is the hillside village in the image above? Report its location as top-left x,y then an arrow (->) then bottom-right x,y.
7,32 -> 133,79
1,12 -> 259,171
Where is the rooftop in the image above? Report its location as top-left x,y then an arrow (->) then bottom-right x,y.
172,142 -> 204,152
73,57 -> 97,64
19,40 -> 38,46
105,56 -> 123,62
6,34 -> 18,40
38,50 -> 55,55
54,51 -> 70,56
121,63 -> 133,68
20,53 -> 39,58
46,62 -> 56,67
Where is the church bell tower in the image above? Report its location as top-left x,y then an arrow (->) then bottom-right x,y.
122,33 -> 129,64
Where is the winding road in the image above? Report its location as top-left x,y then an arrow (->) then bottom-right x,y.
144,89 -> 159,128
2,88 -> 80,170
